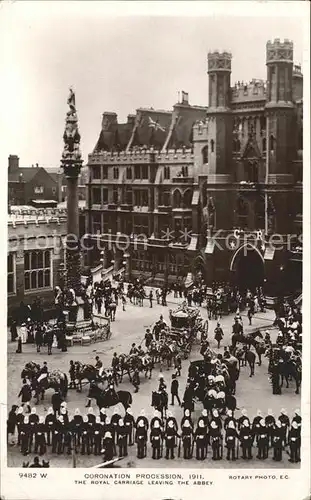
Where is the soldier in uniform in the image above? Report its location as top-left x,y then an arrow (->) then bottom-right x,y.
288,421 -> 301,463
16,407 -> 25,446
99,407 -> 107,424
81,415 -> 91,455
225,420 -> 238,461
93,416 -> 104,456
265,409 -> 276,447
29,407 -> 39,453
291,409 -> 302,430
194,419 -> 207,460
111,407 -> 121,432
165,419 -> 179,459
69,360 -> 76,389
60,404 -> 69,426
238,409 -> 250,431
272,420 -> 283,461
136,410 -> 149,430
181,419 -> 193,459
150,420 -> 163,459
51,390 -> 62,416
165,412 -> 178,433
181,408 -> 194,429
135,420 -> 148,459
211,409 -> 222,431
224,409 -> 236,430
51,415 -> 62,454
102,431 -> 114,461
103,416 -> 115,450
71,408 -> 83,450
116,418 -> 128,457
278,408 -> 290,447
20,415 -> 30,456
124,408 -> 135,446
257,419 -> 269,460
150,410 -> 163,430
34,416 -> 47,456
252,410 -> 263,446
158,375 -> 167,392
239,419 -> 253,460
208,420 -> 222,460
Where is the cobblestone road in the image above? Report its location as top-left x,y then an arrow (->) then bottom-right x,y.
7,290 -> 300,468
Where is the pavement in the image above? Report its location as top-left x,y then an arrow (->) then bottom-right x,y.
7,289 -> 300,468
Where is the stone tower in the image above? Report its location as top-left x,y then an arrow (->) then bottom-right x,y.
265,38 -> 295,177
206,50 -> 233,229
61,88 -> 83,292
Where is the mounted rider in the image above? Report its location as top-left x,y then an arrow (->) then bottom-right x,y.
37,362 -> 48,383
95,356 -> 104,378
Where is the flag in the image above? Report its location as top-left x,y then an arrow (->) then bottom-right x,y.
181,91 -> 189,103
148,116 -> 166,133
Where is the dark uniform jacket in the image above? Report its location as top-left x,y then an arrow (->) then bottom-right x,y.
150,428 -> 163,447
225,428 -> 238,448
165,428 -> 178,448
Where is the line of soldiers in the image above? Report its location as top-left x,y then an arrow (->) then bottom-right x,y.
8,404 -> 301,463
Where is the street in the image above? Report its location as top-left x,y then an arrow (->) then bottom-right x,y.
7,291 -> 300,468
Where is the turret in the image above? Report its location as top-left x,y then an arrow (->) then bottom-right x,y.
266,38 -> 294,106
207,51 -> 232,110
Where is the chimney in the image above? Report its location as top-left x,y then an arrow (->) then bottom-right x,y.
181,91 -> 189,105
8,155 -> 19,172
36,163 -> 39,168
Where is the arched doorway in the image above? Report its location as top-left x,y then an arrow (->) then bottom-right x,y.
230,245 -> 264,293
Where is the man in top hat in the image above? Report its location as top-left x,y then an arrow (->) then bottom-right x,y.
132,368 -> 140,393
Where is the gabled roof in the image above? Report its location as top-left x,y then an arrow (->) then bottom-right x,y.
127,109 -> 172,151
164,104 -> 207,151
8,167 -> 40,182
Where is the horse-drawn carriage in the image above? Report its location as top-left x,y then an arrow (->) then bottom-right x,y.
166,304 -> 204,356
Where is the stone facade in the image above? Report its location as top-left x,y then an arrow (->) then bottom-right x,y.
86,39 -> 303,295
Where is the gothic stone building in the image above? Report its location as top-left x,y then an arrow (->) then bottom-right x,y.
86,39 -> 303,296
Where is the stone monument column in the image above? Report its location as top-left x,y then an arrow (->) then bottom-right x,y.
60,88 -> 83,293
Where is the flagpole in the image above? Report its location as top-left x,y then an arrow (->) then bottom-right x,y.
178,91 -> 180,104
264,115 -> 270,237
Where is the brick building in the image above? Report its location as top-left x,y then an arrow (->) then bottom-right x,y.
8,155 -> 60,206
86,39 -> 303,296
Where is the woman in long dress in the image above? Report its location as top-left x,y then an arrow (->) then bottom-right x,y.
20,324 -> 28,344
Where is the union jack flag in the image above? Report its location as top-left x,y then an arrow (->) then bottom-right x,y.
148,116 -> 166,133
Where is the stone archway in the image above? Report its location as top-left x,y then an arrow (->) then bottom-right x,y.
230,244 -> 264,293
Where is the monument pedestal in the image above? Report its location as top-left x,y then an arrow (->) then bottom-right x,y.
65,297 -> 92,333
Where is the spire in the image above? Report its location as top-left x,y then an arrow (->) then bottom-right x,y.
61,87 -> 83,178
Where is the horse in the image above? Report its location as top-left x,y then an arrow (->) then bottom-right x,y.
73,362 -> 103,392
88,385 -> 132,411
159,344 -> 177,370
21,363 -> 68,403
151,391 -> 168,419
233,345 -> 256,377
141,354 -> 153,379
275,359 -> 301,394
118,354 -> 133,383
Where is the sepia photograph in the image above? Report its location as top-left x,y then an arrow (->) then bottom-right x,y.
1,1 -> 310,499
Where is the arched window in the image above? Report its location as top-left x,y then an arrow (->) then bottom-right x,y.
202,145 -> 208,164
183,189 -> 192,208
270,134 -> 275,152
173,189 -> 182,209
210,139 -> 215,153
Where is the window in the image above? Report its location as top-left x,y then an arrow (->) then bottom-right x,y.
159,190 -> 171,206
92,187 -> 101,205
34,186 -> 43,194
134,189 -> 148,207
262,137 -> 267,152
126,167 -> 132,180
181,166 -> 188,177
247,161 -> 258,183
103,220 -> 110,234
52,187 -> 57,195
202,145 -> 208,164
8,253 -> 15,294
184,190 -> 192,208
24,250 -> 51,291
93,166 -> 101,180
133,215 -> 149,235
236,197 -> 249,230
113,167 -> 119,179
92,214 -> 102,234
134,165 -> 148,179
211,139 -> 215,153
173,190 -> 182,208
270,135 -> 275,152
102,166 -> 108,179
126,188 -> 133,205
164,166 -> 170,179
102,188 -> 108,204
113,188 -> 118,204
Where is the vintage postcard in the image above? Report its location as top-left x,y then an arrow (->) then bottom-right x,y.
0,1 -> 310,500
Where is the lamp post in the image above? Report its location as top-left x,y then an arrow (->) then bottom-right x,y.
100,249 -> 106,280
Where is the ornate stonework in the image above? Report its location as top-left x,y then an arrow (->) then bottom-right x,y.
266,38 -> 293,64
207,51 -> 232,72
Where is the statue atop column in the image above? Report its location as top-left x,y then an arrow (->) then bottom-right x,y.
62,88 -> 82,174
